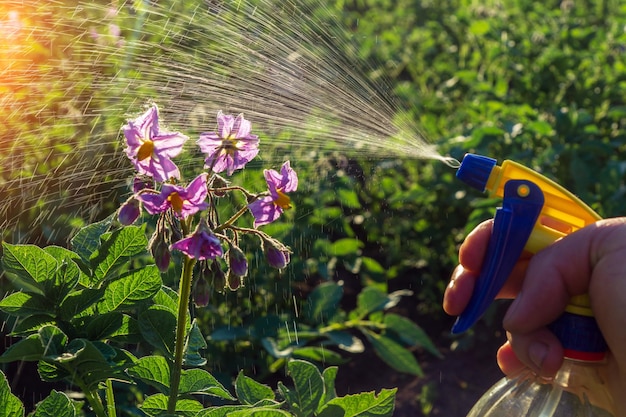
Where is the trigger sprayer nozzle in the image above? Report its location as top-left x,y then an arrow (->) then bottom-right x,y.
456,154 -> 497,192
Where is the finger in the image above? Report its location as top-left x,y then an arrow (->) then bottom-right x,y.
443,265 -> 476,316
503,219 -> 626,334
496,340 -> 526,376
506,328 -> 564,378
458,219 -> 493,272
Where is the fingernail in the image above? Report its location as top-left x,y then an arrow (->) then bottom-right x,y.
529,342 -> 548,371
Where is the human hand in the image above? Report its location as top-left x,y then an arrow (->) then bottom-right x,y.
443,217 -> 626,414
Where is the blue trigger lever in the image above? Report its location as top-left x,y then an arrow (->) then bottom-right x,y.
452,179 -> 545,334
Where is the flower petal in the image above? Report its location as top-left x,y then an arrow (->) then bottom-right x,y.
249,196 -> 283,228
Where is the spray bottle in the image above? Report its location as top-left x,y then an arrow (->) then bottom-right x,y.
452,153 -> 615,416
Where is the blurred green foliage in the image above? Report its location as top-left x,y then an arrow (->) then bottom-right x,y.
2,0 -> 626,415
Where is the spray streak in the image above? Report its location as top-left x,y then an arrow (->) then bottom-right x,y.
1,0 -> 457,240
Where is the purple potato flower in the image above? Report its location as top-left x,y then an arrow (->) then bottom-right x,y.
170,219 -> 223,261
139,173 -> 209,219
123,105 -> 188,182
198,111 -> 260,176
248,161 -> 298,228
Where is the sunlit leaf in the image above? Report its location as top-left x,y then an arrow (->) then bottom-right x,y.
2,243 -> 58,295
180,368 -> 234,400
317,388 -> 397,417
32,390 -> 75,417
90,225 -> 148,282
140,393 -> 203,417
100,265 -> 161,313
235,370 -> 275,405
0,370 -> 24,417
286,359 -> 324,416
70,214 -> 114,264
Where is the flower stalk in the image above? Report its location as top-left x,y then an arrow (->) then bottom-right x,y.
167,255 -> 196,414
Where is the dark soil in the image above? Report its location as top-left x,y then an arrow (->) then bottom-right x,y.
335,323 -> 507,417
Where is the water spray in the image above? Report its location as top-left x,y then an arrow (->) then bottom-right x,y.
1,0 -> 457,240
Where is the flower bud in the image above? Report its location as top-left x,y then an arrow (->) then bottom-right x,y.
149,231 -> 171,272
133,176 -> 153,194
193,275 -> 211,307
208,259 -> 226,290
227,245 -> 248,278
227,271 -> 243,291
262,238 -> 291,269
211,174 -> 230,197
118,198 -> 141,225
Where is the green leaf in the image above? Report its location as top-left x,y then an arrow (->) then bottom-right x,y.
469,20 -> 490,36
108,314 -> 142,343
317,389 -> 397,417
38,361 -> 70,382
321,367 -> 338,405
32,390 -> 75,417
227,409 -> 294,417
60,339 -> 123,388
0,334 -> 44,362
90,225 -> 148,282
355,287 -> 388,317
127,355 -> 170,394
180,368 -> 234,400
336,188 -> 361,209
58,288 -> 104,320
235,370 -> 275,405
184,320 -> 207,367
364,331 -> 423,377
306,282 -> 343,323
261,337 -> 294,359
10,315 -> 57,336
196,406 -> 253,417
325,331 -> 365,353
140,393 -> 203,417
100,265 -> 162,313
70,214 -> 114,264
43,246 -> 84,300
39,325 -> 69,360
0,370 -> 24,417
2,243 -> 58,295
291,347 -> 346,365
85,312 -> 125,340
328,238 -> 363,256
383,314 -> 442,358
286,359 -> 325,416
0,292 -> 55,317
151,286 -> 179,314
139,305 -> 176,358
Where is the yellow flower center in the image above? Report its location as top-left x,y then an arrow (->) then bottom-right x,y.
137,139 -> 155,161
168,192 -> 184,213
274,189 -> 292,210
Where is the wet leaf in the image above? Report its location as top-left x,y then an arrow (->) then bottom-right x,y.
90,225 -> 148,283
235,370 -> 275,405
364,330 -> 423,377
140,393 -> 203,417
2,243 -> 58,295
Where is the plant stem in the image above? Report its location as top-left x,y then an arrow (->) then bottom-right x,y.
106,379 -> 117,417
167,255 -> 196,414
83,386 -> 107,417
214,205 -> 250,233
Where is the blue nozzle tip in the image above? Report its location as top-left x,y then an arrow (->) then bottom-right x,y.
456,154 -> 497,192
